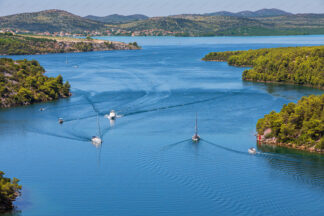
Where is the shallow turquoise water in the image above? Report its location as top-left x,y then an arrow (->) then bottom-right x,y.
1,36 -> 324,216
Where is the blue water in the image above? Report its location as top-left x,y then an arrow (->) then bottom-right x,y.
1,36 -> 324,216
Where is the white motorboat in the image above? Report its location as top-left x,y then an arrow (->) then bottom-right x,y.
91,136 -> 102,145
248,147 -> 257,154
192,113 -> 200,142
58,118 -> 64,124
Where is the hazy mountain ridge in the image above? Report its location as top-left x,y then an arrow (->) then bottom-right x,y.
1,9 -> 324,36
204,8 -> 292,17
84,14 -> 149,24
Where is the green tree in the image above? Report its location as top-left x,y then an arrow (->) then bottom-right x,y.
256,94 -> 324,150
0,171 -> 21,212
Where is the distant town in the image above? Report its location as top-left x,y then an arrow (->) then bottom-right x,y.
0,28 -> 184,37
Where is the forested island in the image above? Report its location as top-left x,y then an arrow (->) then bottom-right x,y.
0,171 -> 21,212
0,33 -> 140,55
203,46 -> 324,89
0,58 -> 70,108
257,94 -> 324,152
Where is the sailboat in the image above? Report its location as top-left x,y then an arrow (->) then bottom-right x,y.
192,113 -> 200,142
92,114 -> 102,146
106,110 -> 117,120
248,147 -> 256,154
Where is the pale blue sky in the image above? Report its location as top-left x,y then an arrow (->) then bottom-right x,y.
0,0 -> 323,17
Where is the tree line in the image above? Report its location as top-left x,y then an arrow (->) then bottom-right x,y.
0,58 -> 71,108
203,46 -> 324,89
0,171 -> 21,212
256,94 -> 324,150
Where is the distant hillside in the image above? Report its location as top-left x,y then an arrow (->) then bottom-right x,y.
256,13 -> 324,28
237,9 -> 292,17
0,9 -> 105,33
205,9 -> 292,18
85,14 -> 148,24
0,9 -> 324,36
119,15 -> 272,36
120,13 -> 324,36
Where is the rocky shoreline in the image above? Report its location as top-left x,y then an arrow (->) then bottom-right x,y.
258,133 -> 324,154
0,34 -> 141,55
49,37 -> 140,52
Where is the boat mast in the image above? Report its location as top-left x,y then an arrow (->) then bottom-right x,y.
195,113 -> 198,136
97,114 -> 102,139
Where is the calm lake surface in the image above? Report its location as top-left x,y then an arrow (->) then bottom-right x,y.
1,36 -> 324,216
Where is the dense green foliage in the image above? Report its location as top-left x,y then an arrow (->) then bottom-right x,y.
73,42 -> 94,52
203,46 -> 324,89
128,42 -> 140,48
203,51 -> 244,62
256,94 -> 324,150
0,171 -> 21,212
0,58 -> 70,108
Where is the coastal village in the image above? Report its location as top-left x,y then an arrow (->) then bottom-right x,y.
0,28 -> 183,37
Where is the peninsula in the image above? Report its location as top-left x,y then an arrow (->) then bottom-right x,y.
203,46 -> 324,89
0,33 -> 140,55
0,58 -> 71,108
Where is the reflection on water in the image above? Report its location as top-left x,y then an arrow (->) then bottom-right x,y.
0,210 -> 22,216
109,119 -> 115,127
243,81 -> 323,101
257,143 -> 324,188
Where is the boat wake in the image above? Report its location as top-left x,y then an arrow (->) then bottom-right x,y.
26,127 -> 91,142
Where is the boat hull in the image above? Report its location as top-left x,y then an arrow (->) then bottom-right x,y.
248,148 -> 256,154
